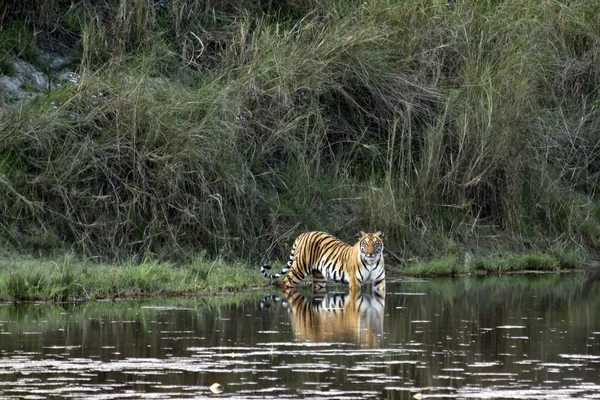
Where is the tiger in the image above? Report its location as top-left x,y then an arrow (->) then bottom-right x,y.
260,231 -> 385,294
261,288 -> 385,347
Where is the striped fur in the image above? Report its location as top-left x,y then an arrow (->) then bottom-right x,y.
260,231 -> 385,293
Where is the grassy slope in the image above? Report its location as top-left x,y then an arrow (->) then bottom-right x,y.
0,1 -> 599,297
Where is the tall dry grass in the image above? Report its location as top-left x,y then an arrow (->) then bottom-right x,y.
1,0 -> 599,263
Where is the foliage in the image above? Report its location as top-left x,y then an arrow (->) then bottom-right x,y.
0,0 -> 599,266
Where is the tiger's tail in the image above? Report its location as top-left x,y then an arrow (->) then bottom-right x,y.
260,242 -> 297,279
260,263 -> 291,279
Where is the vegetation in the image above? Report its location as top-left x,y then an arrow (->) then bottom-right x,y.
402,251 -> 585,277
1,1 -> 599,285
0,254 -> 267,302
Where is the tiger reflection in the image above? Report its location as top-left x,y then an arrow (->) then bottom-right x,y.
262,289 -> 385,347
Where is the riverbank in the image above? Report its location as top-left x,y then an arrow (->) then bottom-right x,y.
401,250 -> 585,277
0,255 -> 269,302
0,251 -> 585,302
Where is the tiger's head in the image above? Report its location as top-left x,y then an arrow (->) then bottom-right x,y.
358,231 -> 384,262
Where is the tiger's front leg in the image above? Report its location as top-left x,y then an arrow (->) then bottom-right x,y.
372,267 -> 386,296
372,279 -> 386,296
350,278 -> 361,294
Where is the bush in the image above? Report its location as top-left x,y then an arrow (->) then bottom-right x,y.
1,0 -> 599,264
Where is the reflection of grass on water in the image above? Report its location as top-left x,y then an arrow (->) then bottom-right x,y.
0,254 -> 269,302
0,293 -> 266,337
422,273 -> 600,317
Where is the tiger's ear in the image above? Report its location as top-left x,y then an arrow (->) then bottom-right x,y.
358,231 -> 367,238
376,231 -> 384,238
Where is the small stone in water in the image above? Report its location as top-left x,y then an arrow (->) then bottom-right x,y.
210,383 -> 224,394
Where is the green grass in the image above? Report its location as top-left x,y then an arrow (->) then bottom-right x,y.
0,254 -> 269,302
0,247 -> 583,302
0,1 -> 599,270
470,254 -> 561,274
403,249 -> 584,278
402,257 -> 465,277
0,19 -> 42,74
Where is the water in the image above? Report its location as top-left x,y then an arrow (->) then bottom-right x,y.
1,273 -> 600,399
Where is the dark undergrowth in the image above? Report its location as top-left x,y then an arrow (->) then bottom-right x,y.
0,0 -> 599,272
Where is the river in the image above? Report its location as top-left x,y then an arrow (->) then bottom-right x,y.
1,273 -> 599,399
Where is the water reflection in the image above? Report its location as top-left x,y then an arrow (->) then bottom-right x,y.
262,289 -> 385,347
0,274 -> 600,399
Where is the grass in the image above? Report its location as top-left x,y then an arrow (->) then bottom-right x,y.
0,1 -> 599,272
0,249 -> 581,302
0,19 -> 42,74
403,249 -> 585,278
0,254 -> 269,302
402,257 -> 467,277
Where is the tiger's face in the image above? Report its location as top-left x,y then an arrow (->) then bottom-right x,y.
358,231 -> 384,262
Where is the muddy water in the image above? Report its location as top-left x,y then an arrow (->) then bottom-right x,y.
1,274 -> 600,399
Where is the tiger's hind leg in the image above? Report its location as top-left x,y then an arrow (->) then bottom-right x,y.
311,270 -> 327,301
281,261 -> 310,290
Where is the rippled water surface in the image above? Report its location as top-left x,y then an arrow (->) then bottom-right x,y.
2,274 -> 600,399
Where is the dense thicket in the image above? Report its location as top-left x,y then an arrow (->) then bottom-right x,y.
1,0 -> 599,263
